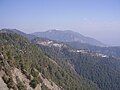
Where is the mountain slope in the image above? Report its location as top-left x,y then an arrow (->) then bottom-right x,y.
32,30 -> 105,46
0,31 -> 98,90
33,38 -> 120,90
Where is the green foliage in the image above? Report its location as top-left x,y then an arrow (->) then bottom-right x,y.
29,78 -> 38,89
0,32 -> 98,90
39,42 -> 120,90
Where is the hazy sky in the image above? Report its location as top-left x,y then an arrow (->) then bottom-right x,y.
0,0 -> 120,46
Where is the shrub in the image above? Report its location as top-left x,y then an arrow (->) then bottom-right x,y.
29,78 -> 38,89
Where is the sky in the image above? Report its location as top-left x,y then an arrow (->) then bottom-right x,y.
0,0 -> 120,46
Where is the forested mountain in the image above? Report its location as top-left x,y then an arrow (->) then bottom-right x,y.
1,29 -> 120,90
0,30 -> 98,90
32,30 -> 105,46
33,37 -> 120,90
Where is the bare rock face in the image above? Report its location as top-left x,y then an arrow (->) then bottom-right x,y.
39,73 -> 61,90
0,77 -> 9,90
35,84 -> 41,90
0,53 -> 4,60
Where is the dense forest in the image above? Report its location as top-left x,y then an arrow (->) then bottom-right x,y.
34,38 -> 120,90
1,29 -> 120,90
0,31 -> 98,90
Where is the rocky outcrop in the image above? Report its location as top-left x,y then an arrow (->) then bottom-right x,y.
0,77 -> 9,90
39,73 -> 61,90
12,68 -> 34,90
0,53 -> 4,60
12,68 -> 61,90
0,70 -> 8,90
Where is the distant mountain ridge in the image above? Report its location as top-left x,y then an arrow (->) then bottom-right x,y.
0,28 -> 36,40
32,29 -> 105,46
67,41 -> 120,58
